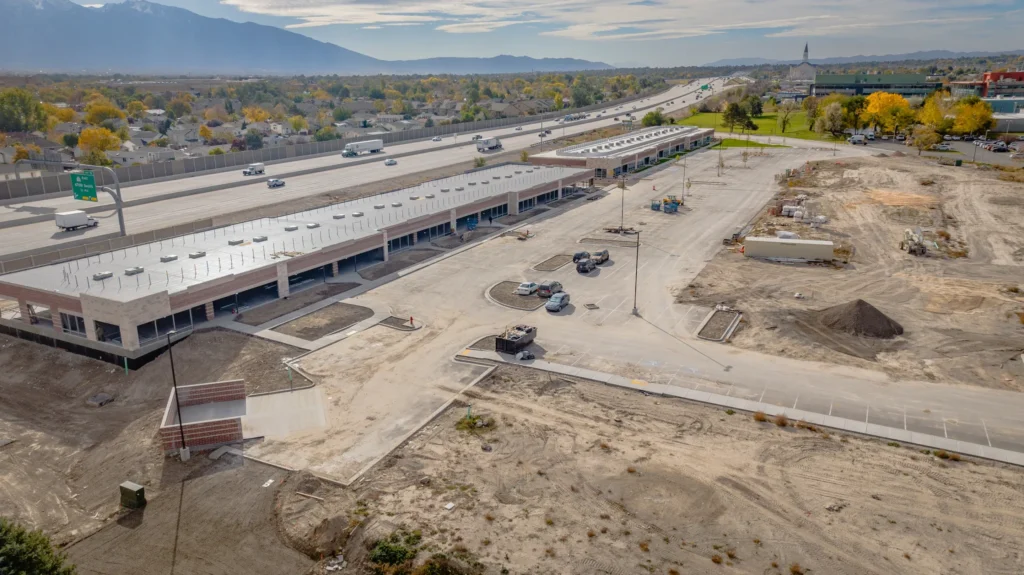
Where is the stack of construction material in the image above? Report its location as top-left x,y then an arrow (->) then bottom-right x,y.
816,299 -> 903,339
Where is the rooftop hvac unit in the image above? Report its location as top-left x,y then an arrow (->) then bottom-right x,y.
284,225 -> 299,232
374,204 -> 385,209
468,182 -> 476,186
306,223 -> 320,229
455,187 -> 464,191
514,171 -> 522,174
526,169 -> 533,173
228,239 -> 245,245
160,254 -> 178,263
352,211 -> 364,217
124,266 -> 144,276
333,214 -> 346,219
189,251 -> 206,259
409,195 -> 420,200
391,202 -> 402,207
441,188 -> 450,192
481,180 -> 490,185
92,271 -> 113,281
505,174 -> 513,178
253,235 -> 268,242
492,176 -> 501,180
425,194 -> 435,199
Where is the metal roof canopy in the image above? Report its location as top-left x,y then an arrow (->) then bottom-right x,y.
540,126 -> 706,160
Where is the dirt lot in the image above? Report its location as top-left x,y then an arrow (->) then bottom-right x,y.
68,456 -> 312,575
236,282 -> 361,326
677,155 -> 1024,390
489,281 -> 545,310
273,302 -> 374,340
278,365 -> 1024,574
0,329 -> 300,544
358,247 -> 445,281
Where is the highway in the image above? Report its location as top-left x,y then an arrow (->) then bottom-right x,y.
0,79 -> 727,258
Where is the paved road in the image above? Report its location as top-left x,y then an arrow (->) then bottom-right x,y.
0,79 -> 728,257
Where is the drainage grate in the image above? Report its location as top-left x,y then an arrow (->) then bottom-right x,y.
584,303 -> 600,310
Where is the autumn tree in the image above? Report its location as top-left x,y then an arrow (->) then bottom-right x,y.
520,150 -> 529,162
390,99 -> 406,115
911,125 -> 941,155
863,92 -> 910,135
126,101 -> 146,119
777,100 -> 799,134
918,91 -> 955,134
167,96 -> 192,118
42,103 -> 76,123
953,98 -> 994,135
242,106 -> 270,123
813,102 -> 847,138
78,127 -> 121,154
198,124 -> 213,141
554,94 -> 564,110
84,99 -> 125,126
0,87 -> 48,132
288,115 -> 308,133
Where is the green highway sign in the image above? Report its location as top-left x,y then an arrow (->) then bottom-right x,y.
701,84 -> 709,90
71,171 -> 97,202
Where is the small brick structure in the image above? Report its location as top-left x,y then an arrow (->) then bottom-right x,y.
160,379 -> 246,455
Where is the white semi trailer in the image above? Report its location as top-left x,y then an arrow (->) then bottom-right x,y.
476,137 -> 502,152
342,139 -> 384,157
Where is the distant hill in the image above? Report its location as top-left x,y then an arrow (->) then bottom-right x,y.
2,0 -> 612,75
706,49 -> 1024,67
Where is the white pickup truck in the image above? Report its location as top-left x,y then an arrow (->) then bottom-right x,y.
242,163 -> 265,176
55,210 -> 98,231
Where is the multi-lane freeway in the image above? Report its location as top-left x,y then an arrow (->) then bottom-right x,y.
0,79 -> 727,258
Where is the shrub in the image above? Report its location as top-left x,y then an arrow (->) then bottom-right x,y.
887,442 -> 900,447
773,414 -> 789,427
753,411 -> 768,422
369,539 -> 413,565
949,452 -> 961,461
484,513 -> 494,522
587,530 -> 596,538
935,450 -> 951,459
0,518 -> 76,575
545,518 -> 554,526
725,409 -> 735,415
711,554 -> 723,564
638,542 -> 649,552
411,554 -> 468,575
627,467 -> 637,474
790,563 -> 805,574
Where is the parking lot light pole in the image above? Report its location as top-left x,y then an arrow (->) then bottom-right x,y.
632,232 -> 641,316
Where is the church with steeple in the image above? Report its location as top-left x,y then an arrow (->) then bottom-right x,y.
788,43 -> 816,82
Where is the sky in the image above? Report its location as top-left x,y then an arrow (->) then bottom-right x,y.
74,0 -> 1024,67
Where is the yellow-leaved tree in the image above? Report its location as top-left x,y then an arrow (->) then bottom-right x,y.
862,92 -> 910,135
84,99 -> 125,125
953,98 -> 995,136
242,106 -> 270,123
78,127 -> 121,153
198,124 -> 213,141
126,101 -> 146,119
288,115 -> 308,133
917,91 -> 954,133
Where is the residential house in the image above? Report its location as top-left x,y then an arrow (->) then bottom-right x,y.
104,148 -> 175,166
269,122 -> 291,136
376,114 -> 404,123
167,125 -> 199,146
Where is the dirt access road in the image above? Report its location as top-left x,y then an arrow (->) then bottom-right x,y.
285,366 -> 1024,575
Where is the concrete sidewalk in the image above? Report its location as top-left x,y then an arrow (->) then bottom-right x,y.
458,348 -> 1024,468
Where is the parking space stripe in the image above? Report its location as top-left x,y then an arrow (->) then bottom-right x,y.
982,419 -> 992,447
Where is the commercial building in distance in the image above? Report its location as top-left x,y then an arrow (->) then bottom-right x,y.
950,71 -> 1024,99
0,163 -> 593,366
528,125 -> 715,177
812,74 -> 942,98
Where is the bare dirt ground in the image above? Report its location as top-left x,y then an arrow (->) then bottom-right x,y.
278,365 -> 1024,575
489,281 -> 545,310
358,247 -> 445,281
236,282 -> 361,326
0,329 -> 300,544
677,155 -> 1024,390
273,302 -> 374,340
67,456 -> 313,575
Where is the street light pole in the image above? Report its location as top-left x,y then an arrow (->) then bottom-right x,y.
619,175 -> 625,231
166,330 -> 189,461
631,231 -> 641,316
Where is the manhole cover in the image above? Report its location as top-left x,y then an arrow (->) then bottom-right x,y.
584,303 -> 600,310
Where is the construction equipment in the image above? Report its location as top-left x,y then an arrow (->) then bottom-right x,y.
496,325 -> 536,355
650,201 -> 661,211
900,228 -> 927,256
663,202 -> 678,213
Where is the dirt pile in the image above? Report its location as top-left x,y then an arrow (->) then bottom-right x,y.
817,299 -> 904,338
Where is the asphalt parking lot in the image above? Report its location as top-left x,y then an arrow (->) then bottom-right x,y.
865,138 -> 1023,167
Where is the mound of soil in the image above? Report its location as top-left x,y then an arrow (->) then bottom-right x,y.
816,299 -> 904,339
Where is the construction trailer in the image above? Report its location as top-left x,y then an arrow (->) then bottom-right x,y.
743,237 -> 835,262
495,325 -> 536,354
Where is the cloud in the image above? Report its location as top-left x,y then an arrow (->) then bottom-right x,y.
220,0 -> 1012,43
362,25 -> 381,29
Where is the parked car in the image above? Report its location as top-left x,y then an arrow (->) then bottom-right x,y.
591,249 -> 610,264
545,292 -> 571,312
537,280 -> 563,298
432,136 -> 442,142
576,259 -> 596,273
266,178 -> 285,188
572,250 -> 590,262
384,159 -> 398,166
538,133 -> 546,138
943,135 -> 952,141
963,135 -> 975,141
515,282 -> 538,295
932,143 -> 952,151
952,135 -> 962,141
896,134 -> 906,141
614,117 -> 619,121
1010,152 -> 1024,160
847,135 -> 867,145
866,133 -> 876,141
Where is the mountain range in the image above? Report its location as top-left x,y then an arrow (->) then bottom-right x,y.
706,49 -> 1024,67
3,0 -> 612,75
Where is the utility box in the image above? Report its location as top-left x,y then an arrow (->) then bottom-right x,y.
119,481 -> 146,509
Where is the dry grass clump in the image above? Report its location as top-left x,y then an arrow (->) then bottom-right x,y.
753,411 -> 768,422
773,414 -> 789,427
711,554 -> 723,564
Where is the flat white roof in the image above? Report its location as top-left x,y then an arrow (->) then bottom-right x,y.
745,237 -> 834,246
536,126 -> 711,161
0,164 -> 588,302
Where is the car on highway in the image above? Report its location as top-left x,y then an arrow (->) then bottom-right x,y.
431,136 -> 442,142
572,250 -> 590,262
384,159 -> 398,166
545,292 -> 571,312
471,135 -> 483,140
613,117 -> 619,121
544,129 -> 552,134
591,249 -> 610,264
515,282 -> 538,295
537,280 -> 563,298
576,259 -> 596,273
538,133 -> 545,138
515,126 -> 523,131
266,178 -> 285,188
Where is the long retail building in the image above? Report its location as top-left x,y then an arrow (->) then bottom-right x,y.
529,125 -> 714,177
0,163 -> 593,364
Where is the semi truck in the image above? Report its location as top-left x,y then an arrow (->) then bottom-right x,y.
242,163 -> 265,176
476,137 -> 502,152
55,210 -> 98,231
342,139 -> 384,157
495,324 -> 536,354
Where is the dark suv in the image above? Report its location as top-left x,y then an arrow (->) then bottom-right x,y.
576,259 -> 596,273
572,251 -> 590,263
591,250 -> 609,264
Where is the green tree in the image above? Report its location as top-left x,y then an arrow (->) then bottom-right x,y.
0,518 -> 77,575
802,95 -> 820,129
209,147 -> 224,155
743,95 -> 763,117
473,157 -> 486,168
245,128 -> 264,150
332,107 -> 351,122
842,95 -> 868,131
777,100 -> 799,134
911,125 -> 942,155
519,150 -> 529,162
641,109 -> 666,127
62,133 -> 79,148
0,87 -> 48,132
424,118 -> 434,128
314,126 -> 339,141
722,103 -> 754,132
288,115 -> 308,133
814,102 -> 847,138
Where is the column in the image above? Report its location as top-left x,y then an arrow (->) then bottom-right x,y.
276,262 -> 290,298
557,178 -> 563,198
51,308 -> 62,332
507,191 -> 519,215
330,261 -> 339,277
18,299 -> 31,325
449,208 -> 457,230
120,322 -> 140,351
84,317 -> 98,341
412,232 -> 418,245
382,229 -> 389,262
204,302 -> 215,321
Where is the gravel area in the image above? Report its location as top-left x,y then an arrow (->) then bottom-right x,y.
235,282 -> 360,326
430,226 -> 502,249
488,281 -> 546,310
469,334 -> 498,350
357,248 -> 444,281
272,302 -> 375,340
533,254 -> 574,272
496,207 -> 549,226
698,310 -> 739,340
